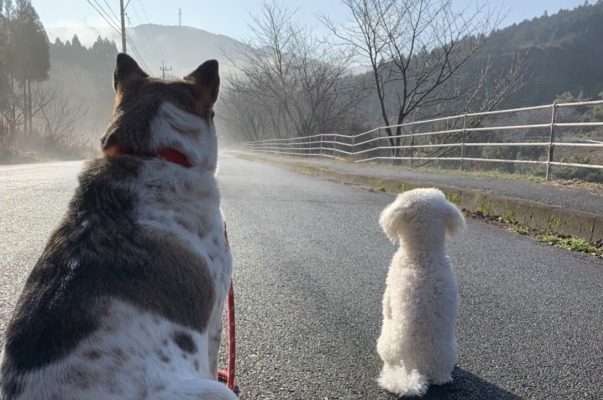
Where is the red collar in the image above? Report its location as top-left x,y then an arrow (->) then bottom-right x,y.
110,145 -> 192,168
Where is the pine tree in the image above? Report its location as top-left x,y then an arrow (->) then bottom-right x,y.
0,0 -> 7,144
8,0 -> 49,136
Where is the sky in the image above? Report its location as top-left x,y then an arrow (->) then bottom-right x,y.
31,0 -> 589,42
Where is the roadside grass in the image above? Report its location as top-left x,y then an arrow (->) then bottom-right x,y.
409,165 -> 545,183
314,154 -> 603,197
463,210 -> 602,258
341,158 -> 603,193
537,234 -> 603,257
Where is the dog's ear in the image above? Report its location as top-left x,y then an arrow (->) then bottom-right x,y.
379,197 -> 408,243
184,59 -> 220,106
444,201 -> 466,236
113,53 -> 148,92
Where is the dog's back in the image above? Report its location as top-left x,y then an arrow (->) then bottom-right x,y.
0,55 -> 235,400
377,188 -> 465,397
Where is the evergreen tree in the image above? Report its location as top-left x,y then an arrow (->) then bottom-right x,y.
0,0 -> 49,146
11,0 -> 48,82
8,0 -> 49,136
0,0 -> 7,143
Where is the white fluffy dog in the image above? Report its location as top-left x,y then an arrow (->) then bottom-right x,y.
376,188 -> 465,397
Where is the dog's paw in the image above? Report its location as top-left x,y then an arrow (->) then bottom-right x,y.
378,365 -> 428,397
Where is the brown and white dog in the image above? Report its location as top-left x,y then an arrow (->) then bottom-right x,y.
0,54 -> 236,400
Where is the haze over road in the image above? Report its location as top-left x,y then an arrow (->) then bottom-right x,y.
1,154 -> 601,399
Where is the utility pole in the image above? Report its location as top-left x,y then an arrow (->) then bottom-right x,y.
160,61 -> 172,79
120,0 -> 127,53
178,8 -> 182,26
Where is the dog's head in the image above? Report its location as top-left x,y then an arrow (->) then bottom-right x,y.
379,188 -> 465,243
101,53 -> 220,171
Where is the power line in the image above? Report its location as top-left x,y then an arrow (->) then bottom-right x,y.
85,0 -> 153,74
101,0 -> 120,23
136,0 -> 153,26
136,0 -> 167,59
134,0 -> 170,76
85,0 -> 121,35
91,0 -> 120,32
129,1 -> 163,66
126,33 -> 151,71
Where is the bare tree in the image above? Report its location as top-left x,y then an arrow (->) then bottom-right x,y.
34,85 -> 87,143
225,1 -> 368,141
220,76 -> 269,142
461,54 -> 527,116
322,0 -> 499,156
411,53 -> 527,164
1,80 -> 53,149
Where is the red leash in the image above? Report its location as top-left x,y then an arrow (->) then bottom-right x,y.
218,281 -> 237,393
218,222 -> 237,394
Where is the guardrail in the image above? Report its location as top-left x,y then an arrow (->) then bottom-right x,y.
241,100 -> 603,181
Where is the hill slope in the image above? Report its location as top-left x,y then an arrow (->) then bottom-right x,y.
481,1 -> 603,106
46,24 -> 248,77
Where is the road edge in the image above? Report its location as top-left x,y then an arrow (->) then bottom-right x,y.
231,151 -> 603,242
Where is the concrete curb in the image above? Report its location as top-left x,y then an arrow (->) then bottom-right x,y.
233,152 -> 603,242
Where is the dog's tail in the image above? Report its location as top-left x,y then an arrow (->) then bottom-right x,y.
378,363 -> 428,397
152,378 -> 237,400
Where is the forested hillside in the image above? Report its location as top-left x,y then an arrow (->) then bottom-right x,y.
49,35 -> 117,139
482,1 -> 603,107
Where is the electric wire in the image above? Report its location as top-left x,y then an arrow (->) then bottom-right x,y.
129,1 -> 163,68
85,0 -> 152,73
85,0 -> 121,35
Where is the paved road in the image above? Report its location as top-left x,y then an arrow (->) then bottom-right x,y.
0,155 -> 601,399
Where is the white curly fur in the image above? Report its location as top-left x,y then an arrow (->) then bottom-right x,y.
376,188 -> 465,397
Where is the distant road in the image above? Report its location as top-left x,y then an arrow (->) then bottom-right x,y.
1,156 -> 601,399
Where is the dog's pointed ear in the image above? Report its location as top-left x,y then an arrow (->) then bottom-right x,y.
114,53 -> 148,92
444,201 -> 466,236
184,59 -> 220,105
379,197 -> 408,243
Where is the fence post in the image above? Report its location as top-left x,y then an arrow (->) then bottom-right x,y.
545,102 -> 557,181
307,135 -> 311,156
460,114 -> 467,171
409,118 -> 415,168
319,134 -> 323,157
331,133 -> 335,158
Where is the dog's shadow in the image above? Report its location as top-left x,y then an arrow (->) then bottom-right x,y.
396,367 -> 524,400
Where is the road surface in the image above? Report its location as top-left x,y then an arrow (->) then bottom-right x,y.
0,154 -> 601,399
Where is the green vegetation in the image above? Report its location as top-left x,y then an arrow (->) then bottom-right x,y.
484,2 -> 603,107
1,0 -> 50,150
347,159 -> 603,191
537,235 -> 603,257
510,226 -> 530,235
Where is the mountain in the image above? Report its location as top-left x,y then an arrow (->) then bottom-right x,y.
46,24 -> 249,77
477,1 -> 603,106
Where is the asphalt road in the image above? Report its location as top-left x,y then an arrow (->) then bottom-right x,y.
0,155 -> 601,399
